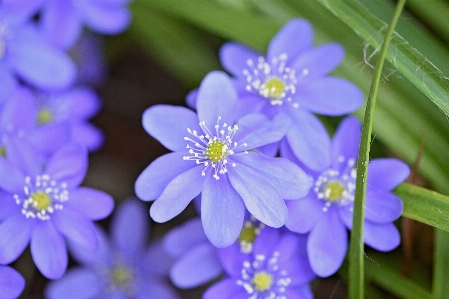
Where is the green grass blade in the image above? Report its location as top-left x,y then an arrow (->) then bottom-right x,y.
433,229 -> 449,298
350,1 -> 405,298
316,0 -> 449,117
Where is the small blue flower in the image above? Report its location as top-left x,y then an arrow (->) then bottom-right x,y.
45,198 -> 179,299
0,140 -> 114,279
135,71 -> 311,247
219,19 -> 364,169
0,265 -> 25,299
204,228 -> 316,299
283,116 -> 410,277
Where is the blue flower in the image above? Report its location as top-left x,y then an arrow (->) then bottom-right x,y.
40,0 -> 132,49
0,140 -> 114,279
204,227 -> 316,299
135,71 -> 311,247
45,198 -> 179,299
0,265 -> 25,299
0,5 -> 76,103
219,19 -> 364,169
283,116 -> 410,277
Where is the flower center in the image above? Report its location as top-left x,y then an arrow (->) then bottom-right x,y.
37,107 -> 53,125
252,271 -> 273,291
0,145 -> 5,157
238,218 -> 264,254
14,175 -> 69,220
111,264 -> 133,288
183,116 -> 247,180
314,157 -> 356,212
243,54 -> 297,106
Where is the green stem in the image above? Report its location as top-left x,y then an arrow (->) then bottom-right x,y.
433,229 -> 449,298
349,1 -> 406,298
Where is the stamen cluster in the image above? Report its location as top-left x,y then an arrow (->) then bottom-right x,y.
14,174 -> 69,220
183,116 -> 247,180
243,54 -> 298,106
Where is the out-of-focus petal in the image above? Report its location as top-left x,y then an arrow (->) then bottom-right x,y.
219,42 -> 260,77
136,282 -> 179,299
307,207 -> 347,277
0,151 -> 27,194
286,109 -> 331,171
368,159 -> 410,191
234,152 -> 310,200
150,165 -> 209,222
196,71 -> 238,126
283,285 -> 314,299
267,19 -> 314,63
0,265 -> 25,299
0,191 -> 20,220
31,221 -> 67,279
45,268 -> 101,299
252,227 -> 280,257
0,213 -> 32,264
286,195 -> 321,234
142,105 -> 200,152
228,163 -> 287,228
0,69 -> 18,109
296,77 -> 363,116
364,221 -> 400,251
81,3 -> 131,34
68,226 -> 111,266
201,176 -> 244,247
331,116 -> 361,171
71,122 -> 104,152
45,143 -> 87,186
111,199 -> 148,256
203,279 -> 241,299
170,243 -> 222,288
135,152 -> 195,201
163,218 -> 207,258
64,187 -> 113,220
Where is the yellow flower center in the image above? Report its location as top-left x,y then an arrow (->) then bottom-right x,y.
324,181 -> 345,202
37,108 -> 53,125
252,271 -> 273,291
239,225 -> 257,245
0,146 -> 5,157
206,140 -> 226,163
263,77 -> 285,99
31,191 -> 52,211
111,264 -> 132,288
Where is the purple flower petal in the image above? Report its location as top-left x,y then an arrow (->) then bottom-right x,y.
219,42 -> 260,78
10,26 -> 76,89
283,285 -> 314,299
150,165 -> 209,222
64,187 -> 113,220
185,88 -> 198,110
142,105 -> 200,152
267,19 -> 314,63
203,279 -> 241,299
252,227 -> 280,257
201,176 -> 245,247
234,152 -> 310,200
5,136 -> 42,178
31,221 -> 68,279
365,188 -> 403,223
144,241 -> 173,276
307,207 -> 347,277
81,3 -> 131,34
63,87 -> 102,119
0,191 -> 20,220
196,71 -> 238,126
217,244 -> 247,277
41,0 -> 81,49
0,87 -> 35,131
368,158 -> 410,191
234,113 -> 291,149
135,152 -> 196,201
0,213 -> 32,264
45,268 -> 101,299
71,122 -> 104,151
286,109 -> 331,171
364,221 -> 400,251
45,143 -> 87,187
281,257 -> 315,286
228,163 -> 287,228
170,243 -> 222,288
136,282 -> 179,299
0,154 -> 26,194
111,199 -> 148,256
26,124 -> 70,156
68,226 -> 111,266
331,116 -> 361,170
292,43 -> 344,81
296,77 -> 363,116
0,265 -> 25,299
163,218 -> 207,258
286,196 -> 321,234
0,67 -> 17,104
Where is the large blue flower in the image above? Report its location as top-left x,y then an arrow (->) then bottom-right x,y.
135,71 -> 311,247
0,140 -> 114,279
283,116 -> 410,277
45,198 -> 179,299
0,265 -> 25,299
204,227 -> 316,299
219,18 -> 364,169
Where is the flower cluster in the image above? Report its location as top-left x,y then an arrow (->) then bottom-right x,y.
135,18 -> 410,298
0,0 -> 131,297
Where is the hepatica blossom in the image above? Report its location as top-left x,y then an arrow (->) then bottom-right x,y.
0,140 -> 114,279
46,199 -> 179,299
0,265 -> 25,299
135,71 -> 311,247
219,19 -> 363,169
283,116 -> 410,277
204,227 -> 316,299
